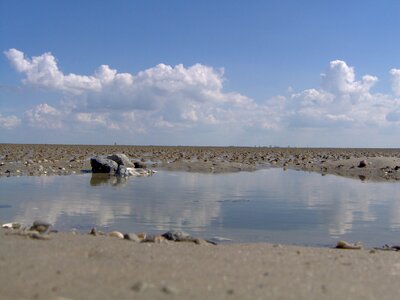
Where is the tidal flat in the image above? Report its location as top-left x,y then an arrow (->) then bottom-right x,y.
1,144 -> 400,299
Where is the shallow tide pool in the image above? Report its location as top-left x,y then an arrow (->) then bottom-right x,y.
1,169 -> 400,247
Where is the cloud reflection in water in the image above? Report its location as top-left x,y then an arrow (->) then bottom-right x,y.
1,169 -> 400,246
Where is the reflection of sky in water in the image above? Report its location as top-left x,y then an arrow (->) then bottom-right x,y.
1,169 -> 400,246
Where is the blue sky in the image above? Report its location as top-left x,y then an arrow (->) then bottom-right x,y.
1,1 -> 400,146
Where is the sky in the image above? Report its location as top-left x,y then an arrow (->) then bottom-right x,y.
1,1 -> 400,147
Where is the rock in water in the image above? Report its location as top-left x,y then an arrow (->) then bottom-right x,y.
90,156 -> 118,173
116,165 -> 140,177
106,153 -> 135,167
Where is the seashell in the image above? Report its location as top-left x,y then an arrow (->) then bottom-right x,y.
109,231 -> 124,239
336,240 -> 362,249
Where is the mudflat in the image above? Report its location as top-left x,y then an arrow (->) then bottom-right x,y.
1,143 -> 400,181
2,144 -> 400,299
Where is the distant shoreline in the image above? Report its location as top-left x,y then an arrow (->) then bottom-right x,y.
1,144 -> 400,181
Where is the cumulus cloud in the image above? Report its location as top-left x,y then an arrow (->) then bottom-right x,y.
4,49 -> 400,144
279,60 -> 400,129
390,68 -> 400,96
25,103 -> 63,129
5,48 -> 262,131
0,113 -> 21,129
321,60 -> 378,94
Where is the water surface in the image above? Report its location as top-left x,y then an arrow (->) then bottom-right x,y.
1,169 -> 400,247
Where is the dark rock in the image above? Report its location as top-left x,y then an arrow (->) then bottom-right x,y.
90,156 -> 118,173
358,160 -> 367,168
106,153 -> 135,167
141,234 -> 166,243
116,165 -> 127,176
134,161 -> 147,169
161,230 -> 192,241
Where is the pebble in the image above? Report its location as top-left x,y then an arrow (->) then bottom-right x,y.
161,285 -> 178,295
89,227 -> 106,236
109,231 -> 124,239
2,222 -> 22,229
162,230 -> 191,241
131,281 -> 149,292
30,220 -> 51,233
335,240 -> 362,249
141,234 -> 167,243
123,233 -> 141,242
358,160 -> 367,168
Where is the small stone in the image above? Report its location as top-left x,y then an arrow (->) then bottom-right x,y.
161,230 -> 192,241
141,234 -> 166,243
136,232 -> 147,241
131,281 -> 148,292
2,222 -> 21,229
109,231 -> 124,239
358,160 -> 367,168
30,220 -> 51,233
161,285 -> 178,295
124,233 -> 141,242
89,227 -> 106,236
335,240 -> 362,249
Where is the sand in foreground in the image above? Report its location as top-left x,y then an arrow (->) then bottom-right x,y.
1,230 -> 399,300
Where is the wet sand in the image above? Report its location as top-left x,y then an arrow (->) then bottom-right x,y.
1,144 -> 400,181
2,144 -> 400,299
2,229 -> 400,300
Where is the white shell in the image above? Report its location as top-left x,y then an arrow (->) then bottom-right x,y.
109,231 -> 124,239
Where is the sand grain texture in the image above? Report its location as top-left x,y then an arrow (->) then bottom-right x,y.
1,230 -> 400,300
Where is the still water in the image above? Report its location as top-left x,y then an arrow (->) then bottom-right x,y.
1,169 -> 400,247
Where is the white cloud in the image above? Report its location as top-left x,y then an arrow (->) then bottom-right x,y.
5,48 -> 263,132
25,103 -> 63,129
4,48 -> 101,93
5,49 -> 400,145
0,113 -> 21,129
279,60 -> 400,130
390,68 -> 400,96
321,60 -> 378,94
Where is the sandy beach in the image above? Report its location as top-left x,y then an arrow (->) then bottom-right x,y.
1,228 -> 400,300
1,144 -> 400,299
